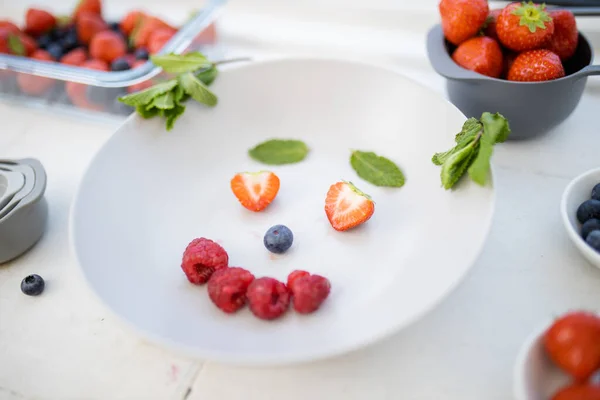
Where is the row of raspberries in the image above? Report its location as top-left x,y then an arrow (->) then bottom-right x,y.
181,238 -> 331,320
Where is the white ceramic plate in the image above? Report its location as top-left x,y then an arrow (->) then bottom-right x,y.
70,57 -> 495,366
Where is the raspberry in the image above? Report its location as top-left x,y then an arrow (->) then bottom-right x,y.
207,267 -> 255,313
286,270 -> 310,293
247,277 -> 290,320
181,238 -> 229,285
292,275 -> 331,314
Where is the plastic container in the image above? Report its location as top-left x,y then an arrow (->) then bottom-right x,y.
0,0 -> 227,121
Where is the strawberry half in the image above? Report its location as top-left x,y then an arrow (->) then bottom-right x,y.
230,171 -> 280,212
325,181 -> 375,232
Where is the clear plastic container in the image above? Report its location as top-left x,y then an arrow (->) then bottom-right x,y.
0,0 -> 226,121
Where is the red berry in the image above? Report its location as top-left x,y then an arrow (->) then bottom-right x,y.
247,277 -> 290,320
181,238 -> 229,285
483,9 -> 502,41
452,36 -> 504,78
148,27 -> 176,54
90,31 -> 127,63
17,49 -> 55,95
507,49 -> 565,82
439,0 -> 489,46
291,275 -> 331,314
74,0 -> 102,22
25,8 -> 56,37
76,11 -> 109,45
120,10 -> 147,36
552,383 -> 600,400
496,2 -> 554,52
61,48 -> 88,66
286,270 -> 310,293
0,20 -> 21,34
208,267 -> 255,313
546,10 -> 578,61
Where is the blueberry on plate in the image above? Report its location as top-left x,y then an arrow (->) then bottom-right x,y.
576,199 -> 600,224
21,274 -> 45,296
37,33 -> 53,49
581,218 -> 600,240
264,225 -> 294,254
592,183 -> 600,201
111,57 -> 131,71
586,231 -> 600,253
46,43 -> 64,61
134,48 -> 149,60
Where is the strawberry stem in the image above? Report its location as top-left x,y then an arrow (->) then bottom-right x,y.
512,1 -> 552,33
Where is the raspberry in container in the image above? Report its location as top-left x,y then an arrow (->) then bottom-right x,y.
0,0 -> 226,121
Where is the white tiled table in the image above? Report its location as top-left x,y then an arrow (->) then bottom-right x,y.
1,1 -> 600,399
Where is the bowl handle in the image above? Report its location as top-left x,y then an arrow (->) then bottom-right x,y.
426,24 -> 485,82
580,64 -> 600,77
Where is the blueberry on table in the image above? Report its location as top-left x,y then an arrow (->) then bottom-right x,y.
581,219 -> 600,240
111,57 -> 131,71
586,231 -> 600,253
46,43 -> 63,61
592,183 -> 600,201
21,274 -> 45,296
134,48 -> 149,60
576,199 -> 600,224
264,225 -> 294,254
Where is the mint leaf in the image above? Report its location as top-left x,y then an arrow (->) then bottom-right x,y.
248,139 -> 309,165
196,66 -> 218,86
432,118 -> 482,165
467,133 -> 493,186
7,34 -> 25,56
164,103 -> 186,131
441,142 -> 478,190
178,72 -> 217,107
118,79 -> 178,107
136,105 -> 160,119
148,90 -> 175,110
150,52 -> 212,74
350,151 -> 405,188
480,112 -> 511,143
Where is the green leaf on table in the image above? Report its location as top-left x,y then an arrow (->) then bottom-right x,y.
148,90 -> 175,110
7,34 -> 25,56
118,79 -> 178,107
350,150 -> 405,187
150,52 -> 212,74
248,139 -> 309,165
178,72 -> 218,106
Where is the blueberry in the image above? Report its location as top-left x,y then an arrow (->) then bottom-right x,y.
21,274 -> 45,296
592,183 -> 600,201
60,32 -> 79,53
46,43 -> 64,61
134,48 -> 149,60
586,231 -> 600,253
111,57 -> 131,71
263,225 -> 294,254
582,219 -> 600,240
109,22 -> 121,32
37,34 -> 53,49
576,199 -> 600,224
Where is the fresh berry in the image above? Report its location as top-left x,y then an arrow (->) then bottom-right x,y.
181,238 -> 229,285
46,42 -> 63,61
452,36 -> 503,78
482,9 -> 502,41
147,27 -> 176,54
503,50 -> 518,77
247,277 -> 290,320
438,0 -> 489,46
291,275 -> 331,314
576,199 -> 600,224
546,10 -> 578,61
325,181 -> 375,231
207,267 -> 255,313
507,49 -> 565,82
586,231 -> 600,253
552,384 -> 600,400
74,0 -> 102,21
544,311 -> 600,381
286,270 -> 310,293
108,22 -> 121,32
496,2 -> 554,52
25,8 -> 56,37
111,57 -> 131,71
60,30 -> 79,53
36,33 -> 52,49
60,47 -> 88,66
593,183 -> 600,201
17,50 -> 55,95
131,17 -> 175,49
90,30 -> 127,63
0,20 -> 20,34
65,59 -> 108,111
263,225 -> 294,254
76,11 -> 109,45
21,274 -> 45,296
120,10 -> 147,36
230,171 -> 280,212
134,47 -> 149,60
581,219 -> 600,240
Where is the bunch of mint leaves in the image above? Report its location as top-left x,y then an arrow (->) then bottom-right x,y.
432,112 -> 510,190
118,52 -> 219,131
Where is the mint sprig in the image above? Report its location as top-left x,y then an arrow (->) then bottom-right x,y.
432,112 -> 510,190
350,150 -> 405,188
118,52 -> 220,131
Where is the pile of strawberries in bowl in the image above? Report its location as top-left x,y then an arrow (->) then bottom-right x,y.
439,0 -> 579,81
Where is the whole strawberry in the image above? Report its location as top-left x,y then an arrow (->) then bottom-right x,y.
439,0 -> 489,46
546,10 -> 578,61
507,49 -> 565,82
497,2 -> 554,52
24,8 -> 56,37
452,36 -> 504,78
482,9 -> 502,41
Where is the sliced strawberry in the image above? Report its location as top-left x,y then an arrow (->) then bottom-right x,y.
230,171 -> 280,212
325,181 -> 375,231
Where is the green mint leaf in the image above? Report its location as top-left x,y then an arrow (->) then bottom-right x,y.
248,139 -> 309,165
178,72 -> 218,107
118,79 -> 178,107
150,52 -> 212,74
350,151 -> 405,188
196,66 -> 218,86
164,103 -> 186,131
7,34 -> 25,56
432,118 -> 482,166
136,105 -> 160,119
148,90 -> 175,110
467,133 -> 493,186
432,149 -> 455,166
480,112 -> 511,143
441,141 -> 478,190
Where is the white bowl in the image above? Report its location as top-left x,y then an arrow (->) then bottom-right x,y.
513,319 -> 572,400
560,167 -> 600,268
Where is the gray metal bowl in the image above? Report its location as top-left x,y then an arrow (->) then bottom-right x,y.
426,24 -> 600,140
